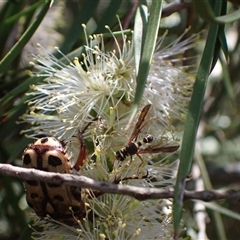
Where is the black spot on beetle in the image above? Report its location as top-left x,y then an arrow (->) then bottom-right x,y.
53,195 -> 64,202
71,206 -> 82,213
71,187 -> 81,201
62,219 -> 76,225
47,183 -> 61,188
40,137 -> 49,144
30,193 -> 39,199
48,155 -> 62,167
48,211 -> 62,220
26,180 -> 38,186
23,154 -> 31,165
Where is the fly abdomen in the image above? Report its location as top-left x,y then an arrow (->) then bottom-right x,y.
116,135 -> 153,161
116,142 -> 139,161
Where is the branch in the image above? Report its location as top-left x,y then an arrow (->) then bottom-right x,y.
162,1 -> 192,18
0,163 -> 239,202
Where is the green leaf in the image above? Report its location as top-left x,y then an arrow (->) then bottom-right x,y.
216,0 -> 228,62
0,76 -> 44,109
59,0 -> 100,55
215,8 -> 240,23
199,202 -> 240,221
0,145 -> 28,229
173,1 -> 223,237
220,54 -> 235,106
217,24 -> 228,63
3,1 -> 43,25
18,224 -> 33,240
193,0 -> 216,22
134,4 -> 148,76
94,0 -> 123,33
0,1 -> 26,56
194,0 -> 240,24
129,0 -> 163,125
0,0 -> 52,73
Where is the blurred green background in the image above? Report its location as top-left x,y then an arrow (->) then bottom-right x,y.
0,1 -> 240,239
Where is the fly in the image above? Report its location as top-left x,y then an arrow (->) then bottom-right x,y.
115,104 -> 179,167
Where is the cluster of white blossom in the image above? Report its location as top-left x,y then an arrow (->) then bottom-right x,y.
22,22 -> 198,239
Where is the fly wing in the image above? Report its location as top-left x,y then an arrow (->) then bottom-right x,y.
129,104 -> 152,141
138,141 -> 180,154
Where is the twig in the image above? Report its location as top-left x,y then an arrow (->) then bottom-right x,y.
162,1 -> 192,18
0,163 -> 239,202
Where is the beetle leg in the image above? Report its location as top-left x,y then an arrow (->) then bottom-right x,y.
74,131 -> 87,171
74,117 -> 99,171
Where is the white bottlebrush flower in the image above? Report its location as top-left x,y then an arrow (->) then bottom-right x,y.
21,23 -> 197,142
146,29 -> 197,125
30,194 -> 174,240
21,20 -> 199,240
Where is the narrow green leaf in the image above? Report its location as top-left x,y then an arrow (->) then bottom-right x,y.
0,145 -> 27,228
210,1 -> 228,67
4,1 -> 43,24
173,1 -> 222,236
217,24 -> 228,62
199,201 -> 240,221
59,0 -> 100,55
217,1 -> 228,61
0,0 -> 52,73
0,1 -> 11,22
134,0 -> 163,104
215,8 -> 240,23
220,54 -> 235,106
18,224 -> 33,240
0,1 -> 26,55
194,0 -> 240,24
0,101 -> 27,140
130,0 -> 162,125
94,0 -> 122,34
0,76 -> 44,109
134,5 -> 148,76
193,0 -> 216,22
8,136 -> 32,162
